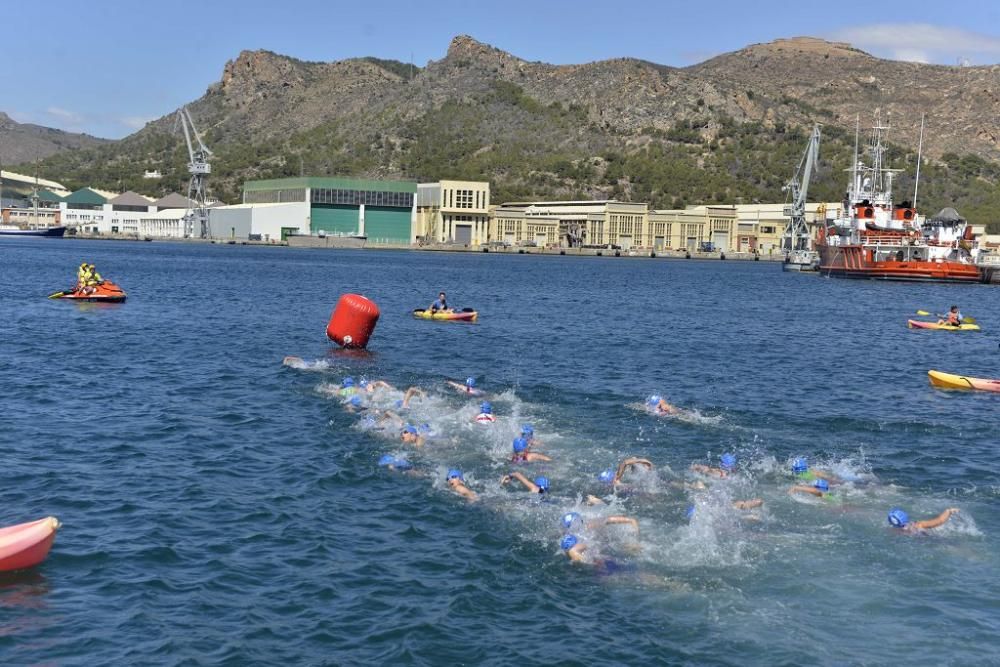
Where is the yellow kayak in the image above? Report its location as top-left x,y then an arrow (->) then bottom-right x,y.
412,308 -> 478,322
928,370 -> 1000,392
907,319 -> 980,331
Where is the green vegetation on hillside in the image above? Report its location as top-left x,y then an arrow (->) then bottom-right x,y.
20,81 -> 1000,232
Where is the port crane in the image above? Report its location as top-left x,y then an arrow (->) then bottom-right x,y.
782,124 -> 821,254
176,106 -> 212,238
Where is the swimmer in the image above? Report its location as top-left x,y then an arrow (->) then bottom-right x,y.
511,437 -> 552,463
399,423 -> 426,447
559,535 -> 636,573
339,376 -> 358,398
645,394 -> 679,416
888,507 -> 959,533
446,377 -> 485,397
402,386 -> 426,408
561,511 -> 639,534
446,469 -> 478,502
360,378 -> 395,394
344,395 -> 365,412
691,453 -> 737,478
500,471 -> 549,495
377,454 -> 413,472
521,424 -> 542,447
474,401 -> 497,424
790,457 -> 841,484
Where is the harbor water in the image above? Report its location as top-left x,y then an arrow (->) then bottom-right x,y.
2,237 -> 999,665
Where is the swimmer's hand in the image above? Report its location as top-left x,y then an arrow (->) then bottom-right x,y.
500,474 -> 512,485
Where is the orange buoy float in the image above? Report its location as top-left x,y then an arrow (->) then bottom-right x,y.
326,294 -> 380,349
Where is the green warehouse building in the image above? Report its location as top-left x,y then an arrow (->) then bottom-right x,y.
242,177 -> 418,244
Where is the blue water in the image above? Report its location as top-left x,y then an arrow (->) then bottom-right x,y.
2,237 -> 999,665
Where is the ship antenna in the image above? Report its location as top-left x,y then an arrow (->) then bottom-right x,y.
913,113 -> 925,211
852,114 -> 860,198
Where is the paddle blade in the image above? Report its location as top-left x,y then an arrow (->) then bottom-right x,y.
48,291 -> 65,299
916,310 -> 930,316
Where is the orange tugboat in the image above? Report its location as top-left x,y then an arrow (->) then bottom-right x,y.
816,115 -> 981,283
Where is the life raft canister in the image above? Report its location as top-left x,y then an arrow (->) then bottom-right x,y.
326,294 -> 380,349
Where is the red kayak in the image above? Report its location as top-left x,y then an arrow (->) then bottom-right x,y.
49,281 -> 127,303
0,517 -> 61,572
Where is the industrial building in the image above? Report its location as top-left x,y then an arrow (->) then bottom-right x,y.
490,200 -> 653,249
415,180 -> 491,245
243,177 -> 418,244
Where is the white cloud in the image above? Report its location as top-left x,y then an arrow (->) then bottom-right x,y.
830,23 -> 1000,65
45,106 -> 85,124
119,115 -> 153,131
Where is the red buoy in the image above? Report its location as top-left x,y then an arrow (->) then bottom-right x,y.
326,294 -> 380,349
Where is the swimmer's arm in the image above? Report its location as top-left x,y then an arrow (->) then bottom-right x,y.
615,457 -> 653,483
454,483 -> 478,501
525,452 -> 552,462
788,485 -> 823,497
566,543 -> 587,563
377,411 -> 403,426
604,516 -> 639,532
690,464 -> 724,478
733,499 -> 764,510
658,399 -> 678,413
813,470 -> 841,483
503,471 -> 539,493
912,508 -> 959,530
370,380 -> 393,391
402,387 -> 426,407
585,494 -> 606,506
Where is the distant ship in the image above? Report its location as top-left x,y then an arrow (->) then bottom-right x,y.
0,224 -> 66,237
816,115 -> 981,283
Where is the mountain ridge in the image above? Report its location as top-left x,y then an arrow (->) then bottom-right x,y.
18,35 -> 1000,231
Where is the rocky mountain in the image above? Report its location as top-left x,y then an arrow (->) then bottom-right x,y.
21,36 -> 1000,230
0,112 -> 109,165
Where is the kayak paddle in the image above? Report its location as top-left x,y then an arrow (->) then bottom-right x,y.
916,310 -> 931,316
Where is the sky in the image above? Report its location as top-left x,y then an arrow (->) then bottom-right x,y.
4,0 -> 1000,139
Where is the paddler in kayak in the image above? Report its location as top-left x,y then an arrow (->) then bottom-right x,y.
75,261 -> 89,292
888,507 -> 959,533
937,305 -> 963,327
428,291 -> 450,313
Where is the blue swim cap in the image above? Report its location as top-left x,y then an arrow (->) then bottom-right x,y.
646,394 -> 662,406
598,469 -> 615,484
349,396 -> 363,407
465,377 -> 475,387
888,508 -> 909,528
685,504 -> 695,520
447,469 -> 464,481
342,376 -> 355,388
401,424 -> 417,435
394,458 -> 412,471
378,454 -> 396,467
521,424 -> 534,436
814,478 -> 829,492
394,399 -> 404,408
359,378 -> 369,388
560,534 -> 578,551
561,512 -> 581,529
513,437 -> 528,453
534,476 -> 550,492
480,401 -> 492,414
792,458 -> 808,473
720,453 -> 737,470
418,423 -> 432,434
